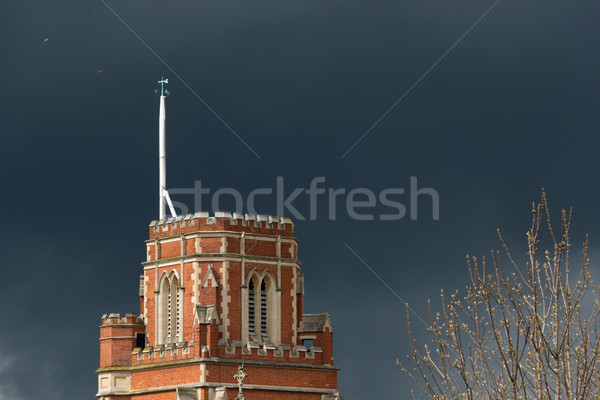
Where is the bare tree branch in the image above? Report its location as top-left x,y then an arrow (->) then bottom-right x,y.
402,192 -> 600,400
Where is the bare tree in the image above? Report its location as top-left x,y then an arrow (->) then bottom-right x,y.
400,191 -> 600,400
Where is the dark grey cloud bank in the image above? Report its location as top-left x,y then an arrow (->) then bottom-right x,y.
1,0 -> 600,398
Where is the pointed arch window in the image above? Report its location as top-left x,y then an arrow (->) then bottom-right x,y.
260,280 -> 268,337
157,272 -> 182,344
248,279 -> 256,337
244,271 -> 279,344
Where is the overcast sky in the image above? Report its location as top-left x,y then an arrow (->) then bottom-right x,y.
1,0 -> 600,398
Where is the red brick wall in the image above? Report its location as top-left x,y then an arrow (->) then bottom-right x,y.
131,393 -> 168,400
186,238 -> 196,255
226,237 -> 240,254
245,239 -> 277,257
226,262 -> 241,341
99,317 -> 144,367
281,242 -> 294,259
160,241 -> 180,259
281,267 -> 296,344
199,237 -> 222,253
206,363 -> 337,390
131,364 -> 203,389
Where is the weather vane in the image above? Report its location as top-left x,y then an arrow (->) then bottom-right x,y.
155,76 -> 170,96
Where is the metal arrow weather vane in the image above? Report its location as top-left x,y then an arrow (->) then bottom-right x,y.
155,77 -> 171,96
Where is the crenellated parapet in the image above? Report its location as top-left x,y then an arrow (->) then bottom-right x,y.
144,212 -> 299,263
131,341 -> 192,363
148,212 -> 295,240
222,341 -> 327,363
101,313 -> 144,326
99,313 -> 145,368
126,339 -> 330,366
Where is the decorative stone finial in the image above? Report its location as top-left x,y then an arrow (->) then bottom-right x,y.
233,364 -> 247,400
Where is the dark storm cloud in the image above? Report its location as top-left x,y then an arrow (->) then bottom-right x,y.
2,0 -> 600,398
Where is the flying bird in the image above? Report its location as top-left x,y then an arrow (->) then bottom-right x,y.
42,37 -> 49,43
95,69 -> 104,74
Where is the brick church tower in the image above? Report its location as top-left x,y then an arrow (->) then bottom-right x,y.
96,82 -> 342,400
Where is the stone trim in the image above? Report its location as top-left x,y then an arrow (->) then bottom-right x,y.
99,336 -> 136,340
97,357 -> 341,373
100,381 -> 337,397
144,273 -> 149,325
154,236 -> 181,245
99,324 -> 143,329
220,261 -> 231,342
143,255 -> 301,270
97,371 -> 131,396
292,268 -> 297,345
146,231 -> 298,245
191,262 -> 199,310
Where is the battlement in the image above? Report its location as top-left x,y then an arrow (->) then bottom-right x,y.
129,340 -> 329,366
223,341 -> 326,362
149,212 -> 295,240
101,313 -> 144,326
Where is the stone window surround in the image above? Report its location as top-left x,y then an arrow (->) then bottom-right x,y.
241,268 -> 281,345
156,270 -> 184,345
